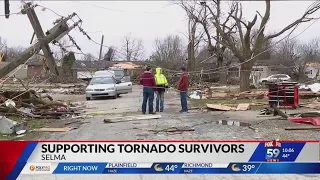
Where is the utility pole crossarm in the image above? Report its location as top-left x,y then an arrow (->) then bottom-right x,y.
0,21 -> 69,78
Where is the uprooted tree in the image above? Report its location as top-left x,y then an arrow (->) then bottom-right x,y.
181,0 -> 320,91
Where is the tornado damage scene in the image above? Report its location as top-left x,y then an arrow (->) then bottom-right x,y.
1,0 -> 320,180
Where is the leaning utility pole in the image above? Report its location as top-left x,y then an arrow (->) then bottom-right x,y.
23,2 -> 59,77
0,21 -> 69,78
98,35 -> 104,70
98,35 -> 104,61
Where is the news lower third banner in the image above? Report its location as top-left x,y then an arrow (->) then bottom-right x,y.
0,141 -> 319,180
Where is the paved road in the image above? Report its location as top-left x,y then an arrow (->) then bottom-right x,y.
18,86 -> 320,180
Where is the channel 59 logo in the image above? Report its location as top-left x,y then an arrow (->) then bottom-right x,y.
264,140 -> 281,162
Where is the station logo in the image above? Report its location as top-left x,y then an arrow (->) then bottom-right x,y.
29,165 -> 35,171
28,164 -> 51,172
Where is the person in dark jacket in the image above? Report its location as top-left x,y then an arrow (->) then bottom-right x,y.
140,66 -> 157,114
177,67 -> 188,113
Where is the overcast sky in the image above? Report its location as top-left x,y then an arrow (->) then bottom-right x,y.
1,1 -> 320,60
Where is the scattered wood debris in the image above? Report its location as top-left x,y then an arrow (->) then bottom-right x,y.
0,89 -> 84,119
236,103 -> 250,111
33,127 -> 77,132
64,120 -> 90,125
198,87 -> 320,100
299,102 -> 320,109
206,104 -> 234,111
285,127 -> 320,130
299,91 -> 320,99
202,90 -> 266,100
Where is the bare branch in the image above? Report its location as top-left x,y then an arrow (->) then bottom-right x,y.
267,1 -> 320,39
118,34 -> 145,61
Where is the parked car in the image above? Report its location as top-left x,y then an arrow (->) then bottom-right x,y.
259,74 -> 291,84
94,68 -> 125,81
85,75 -> 132,100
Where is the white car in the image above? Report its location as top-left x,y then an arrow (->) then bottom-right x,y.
94,68 -> 125,81
85,75 -> 132,100
259,74 -> 291,84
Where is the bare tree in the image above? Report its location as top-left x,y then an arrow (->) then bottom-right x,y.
150,35 -> 186,70
0,37 -> 6,51
51,37 -> 74,63
181,0 -> 320,90
296,39 -> 320,80
0,37 -> 7,62
118,34 -> 145,61
178,0 -> 236,84
274,38 -> 320,81
5,46 -> 25,61
273,39 -> 300,76
207,0 -> 320,90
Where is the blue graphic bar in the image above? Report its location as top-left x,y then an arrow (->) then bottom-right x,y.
52,162 -> 320,174
249,142 -> 306,162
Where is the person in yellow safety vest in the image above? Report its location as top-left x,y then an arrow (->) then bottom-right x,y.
155,67 -> 169,112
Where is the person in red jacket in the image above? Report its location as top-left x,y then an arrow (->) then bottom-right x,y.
177,67 -> 188,113
140,66 -> 157,114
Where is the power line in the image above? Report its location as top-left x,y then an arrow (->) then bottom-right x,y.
28,3 -> 320,76
71,1 -> 165,15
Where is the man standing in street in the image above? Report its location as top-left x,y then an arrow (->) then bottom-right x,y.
140,66 -> 157,115
177,67 -> 188,113
155,67 -> 168,112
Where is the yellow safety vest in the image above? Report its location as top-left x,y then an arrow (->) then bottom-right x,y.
155,74 -> 168,85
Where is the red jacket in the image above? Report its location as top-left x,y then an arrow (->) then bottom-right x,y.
140,71 -> 157,91
177,72 -> 188,91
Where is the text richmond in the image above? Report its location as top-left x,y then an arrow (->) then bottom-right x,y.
41,143 -> 245,153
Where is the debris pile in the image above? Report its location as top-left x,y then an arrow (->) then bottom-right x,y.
0,90 -> 83,119
190,88 -> 267,100
298,83 -> 320,99
0,116 -> 28,135
206,103 -> 251,111
299,83 -> 320,93
37,87 -> 85,95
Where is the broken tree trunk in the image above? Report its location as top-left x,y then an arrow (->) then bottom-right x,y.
239,63 -> 253,91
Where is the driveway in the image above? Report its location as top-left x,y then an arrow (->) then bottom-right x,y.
17,86 -> 320,180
